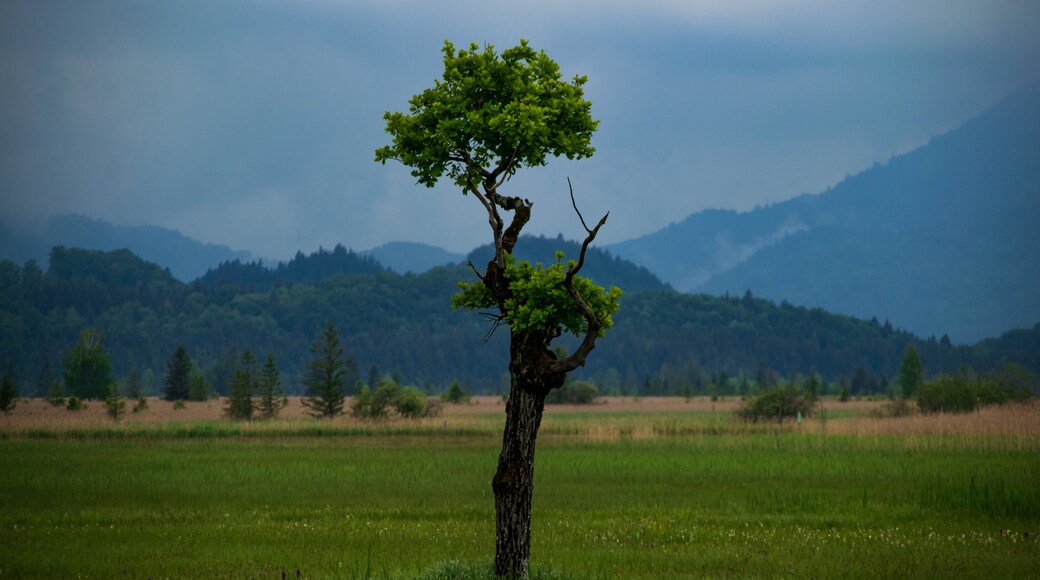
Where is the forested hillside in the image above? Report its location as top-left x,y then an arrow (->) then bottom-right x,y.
1,246 -> 1035,398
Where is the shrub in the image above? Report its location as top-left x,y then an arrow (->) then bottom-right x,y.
351,385 -> 373,418
172,400 -> 185,410
66,395 -> 84,411
735,386 -> 815,423
545,380 -> 599,405
393,386 -> 427,418
104,383 -> 126,422
916,367 -> 1033,414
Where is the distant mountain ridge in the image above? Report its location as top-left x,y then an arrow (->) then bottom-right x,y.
0,214 -> 255,282
362,241 -> 465,274
609,82 -> 1040,343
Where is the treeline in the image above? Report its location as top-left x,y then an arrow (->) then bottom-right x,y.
1,245 -> 1038,398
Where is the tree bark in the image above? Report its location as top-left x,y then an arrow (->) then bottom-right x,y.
493,331 -> 564,578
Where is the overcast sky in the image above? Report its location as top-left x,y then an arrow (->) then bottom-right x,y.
2,1 -> 1038,259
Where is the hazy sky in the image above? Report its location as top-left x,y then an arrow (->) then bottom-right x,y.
2,1 -> 1038,259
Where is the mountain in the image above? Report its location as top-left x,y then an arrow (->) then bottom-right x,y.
4,246 -> 1035,398
609,82 -> 1040,343
362,241 -> 464,274
467,234 -> 669,293
0,214 -> 255,282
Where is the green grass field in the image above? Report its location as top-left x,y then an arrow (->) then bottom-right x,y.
2,403 -> 1039,578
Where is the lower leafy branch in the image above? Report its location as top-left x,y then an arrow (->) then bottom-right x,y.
452,251 -> 622,345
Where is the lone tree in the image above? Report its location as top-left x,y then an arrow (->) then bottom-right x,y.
302,321 -> 347,418
377,40 -> 621,578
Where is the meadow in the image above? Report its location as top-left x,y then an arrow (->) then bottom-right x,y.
1,397 -> 1038,578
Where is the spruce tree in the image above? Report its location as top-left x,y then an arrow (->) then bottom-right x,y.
163,346 -> 193,401
302,321 -> 346,418
257,353 -> 286,419
224,350 -> 256,421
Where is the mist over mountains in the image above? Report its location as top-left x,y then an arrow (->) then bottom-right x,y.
608,82 -> 1040,343
0,214 -> 256,282
2,84 -> 1036,344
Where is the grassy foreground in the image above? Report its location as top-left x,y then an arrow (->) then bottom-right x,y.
1,399 -> 1039,578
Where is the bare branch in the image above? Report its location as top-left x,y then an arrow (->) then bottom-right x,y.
567,177 -> 591,234
478,311 -> 506,343
466,261 -> 485,281
550,181 -> 610,374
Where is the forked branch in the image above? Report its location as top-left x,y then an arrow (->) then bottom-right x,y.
552,179 -> 609,374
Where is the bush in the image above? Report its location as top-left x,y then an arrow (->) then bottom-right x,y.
353,379 -> 442,419
393,386 -> 427,418
735,386 -> 815,423
66,395 -> 84,411
545,380 -> 599,405
916,366 -> 1033,414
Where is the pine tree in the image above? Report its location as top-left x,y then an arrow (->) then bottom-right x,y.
163,346 -> 193,401
224,350 -> 256,421
104,383 -> 126,421
0,366 -> 17,414
257,354 -> 286,419
302,321 -> 346,418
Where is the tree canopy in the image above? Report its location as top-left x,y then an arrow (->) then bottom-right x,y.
375,40 -> 597,191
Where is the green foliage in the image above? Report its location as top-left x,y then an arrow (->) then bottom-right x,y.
441,380 -> 470,404
736,386 -> 816,423
393,386 -> 428,418
301,321 -> 346,418
62,328 -> 113,399
188,371 -> 210,401
839,385 -> 850,402
164,346 -> 193,401
350,385 -> 373,418
132,395 -> 148,414
0,367 -> 17,413
104,383 -> 126,422
375,40 -> 597,190
916,366 -> 1034,414
46,380 -> 65,407
2,244 -> 1037,397
453,252 -> 621,338
256,354 -> 286,420
369,379 -> 399,419
545,380 -> 599,405
172,400 -> 185,410
65,395 -> 83,411
803,368 -> 821,400
900,345 -> 923,398
223,350 -> 256,421
353,379 -> 440,419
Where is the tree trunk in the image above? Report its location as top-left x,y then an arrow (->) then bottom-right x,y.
493,332 -> 564,578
